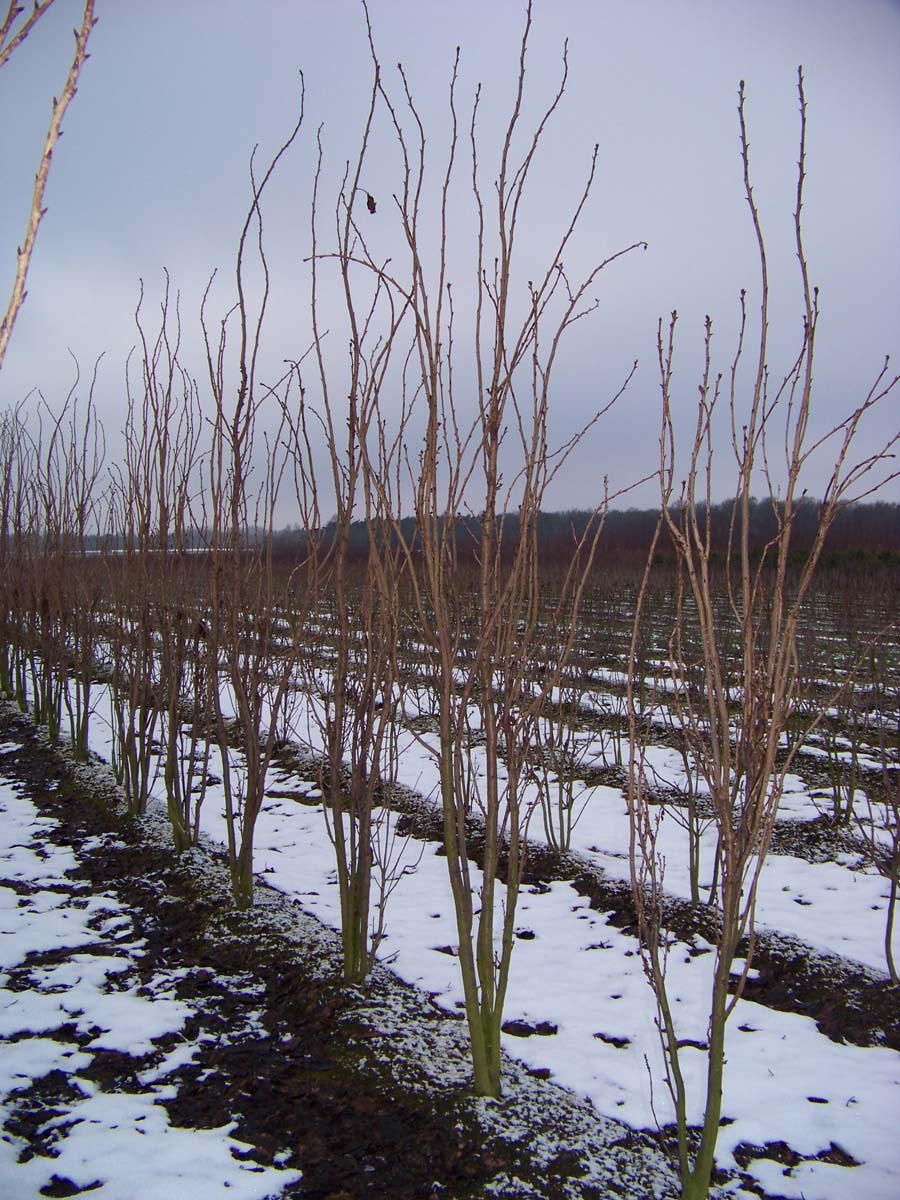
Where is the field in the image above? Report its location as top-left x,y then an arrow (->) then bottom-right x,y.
1,560 -> 898,1200
2,1 -> 899,1198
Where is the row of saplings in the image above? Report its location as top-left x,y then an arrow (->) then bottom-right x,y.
1,17 -> 898,1200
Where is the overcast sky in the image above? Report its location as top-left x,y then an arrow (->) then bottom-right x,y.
1,0 -> 898,515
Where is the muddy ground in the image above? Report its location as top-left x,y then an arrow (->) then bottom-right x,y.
2,701 -> 898,1199
0,705 -> 679,1200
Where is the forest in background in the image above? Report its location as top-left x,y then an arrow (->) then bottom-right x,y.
273,499 -> 900,566
79,498 -> 900,568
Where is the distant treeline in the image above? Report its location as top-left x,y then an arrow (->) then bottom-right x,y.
281,498 -> 900,567
86,498 -> 900,568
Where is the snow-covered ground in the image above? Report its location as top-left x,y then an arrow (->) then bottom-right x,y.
0,753 -> 302,1199
237,774 -> 900,1199
3,671 -> 900,1200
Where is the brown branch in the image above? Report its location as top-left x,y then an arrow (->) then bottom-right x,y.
0,0 -> 96,370
0,0 -> 57,72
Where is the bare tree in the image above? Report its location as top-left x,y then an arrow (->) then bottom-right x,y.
201,92 -> 313,910
105,374 -> 164,816
296,92 -> 413,981
628,70 -> 899,1200
345,1 -> 643,1095
0,0 -> 97,370
854,657 -> 900,984
0,402 -> 34,703
56,372 -> 105,760
130,276 -> 208,850
526,656 -> 595,854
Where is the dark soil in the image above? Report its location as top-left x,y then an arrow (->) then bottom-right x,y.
569,869 -> 900,1054
391,787 -> 900,1054
0,705 -> 508,1200
766,811 -> 868,864
3,700 -> 897,1200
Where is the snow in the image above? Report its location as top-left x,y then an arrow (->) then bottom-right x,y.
0,775 -> 303,1200
3,667 -> 900,1199
6,1087 -> 296,1200
218,691 -> 900,1198
244,795 -> 900,1198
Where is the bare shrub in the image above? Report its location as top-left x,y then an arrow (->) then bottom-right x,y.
345,0 -> 644,1095
201,94 -> 313,909
628,70 -> 898,1199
